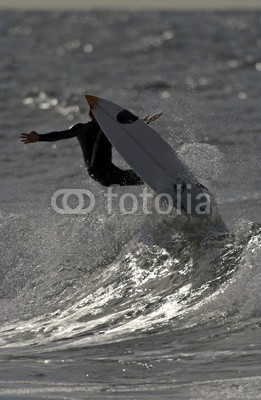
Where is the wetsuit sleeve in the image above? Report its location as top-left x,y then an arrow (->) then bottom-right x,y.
38,123 -> 89,142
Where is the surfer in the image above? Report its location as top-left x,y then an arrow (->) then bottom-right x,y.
20,110 -> 161,187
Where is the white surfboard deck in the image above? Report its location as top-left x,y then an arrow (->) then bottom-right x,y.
85,94 -> 212,217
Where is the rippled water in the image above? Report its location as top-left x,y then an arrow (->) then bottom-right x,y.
0,10 -> 260,399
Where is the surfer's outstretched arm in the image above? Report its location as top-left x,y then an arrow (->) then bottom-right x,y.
20,123 -> 91,144
20,128 -> 77,143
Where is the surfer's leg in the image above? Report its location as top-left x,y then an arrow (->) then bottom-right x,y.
115,168 -> 144,186
90,130 -> 112,169
88,130 -> 114,185
89,164 -> 143,187
88,131 -> 143,186
103,164 -> 144,186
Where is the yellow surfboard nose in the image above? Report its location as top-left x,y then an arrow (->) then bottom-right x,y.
85,94 -> 99,109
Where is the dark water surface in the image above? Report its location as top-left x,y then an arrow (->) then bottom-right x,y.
0,10 -> 260,399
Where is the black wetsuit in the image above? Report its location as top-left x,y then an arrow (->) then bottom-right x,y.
39,121 -> 143,187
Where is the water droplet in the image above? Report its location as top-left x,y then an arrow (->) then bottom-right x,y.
255,62 -> 261,71
162,31 -> 174,41
161,91 -> 170,99
238,92 -> 247,100
83,44 -> 94,53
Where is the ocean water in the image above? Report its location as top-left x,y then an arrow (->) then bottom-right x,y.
0,9 -> 261,399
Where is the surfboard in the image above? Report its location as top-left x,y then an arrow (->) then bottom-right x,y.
85,94 -> 212,217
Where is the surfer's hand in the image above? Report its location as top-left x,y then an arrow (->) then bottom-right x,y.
143,115 -> 151,124
143,113 -> 163,124
20,131 -> 39,144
